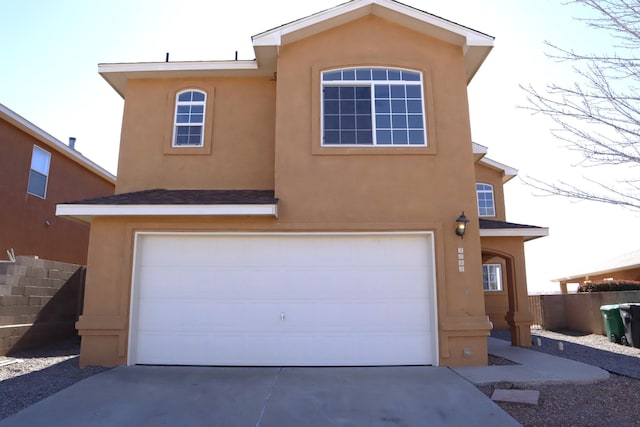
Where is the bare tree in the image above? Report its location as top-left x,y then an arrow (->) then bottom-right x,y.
521,0 -> 640,210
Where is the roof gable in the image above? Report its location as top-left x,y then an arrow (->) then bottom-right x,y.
472,142 -> 518,183
0,103 -> 116,184
100,0 -> 493,97
252,0 -> 493,82
478,157 -> 518,184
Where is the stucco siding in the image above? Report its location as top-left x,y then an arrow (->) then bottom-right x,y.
474,163 -> 506,221
0,118 -> 115,264
116,77 -> 276,194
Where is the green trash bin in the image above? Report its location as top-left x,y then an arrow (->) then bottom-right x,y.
600,304 -> 625,344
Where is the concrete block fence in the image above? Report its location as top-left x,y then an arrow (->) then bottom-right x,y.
0,256 -> 84,355
529,291 -> 640,335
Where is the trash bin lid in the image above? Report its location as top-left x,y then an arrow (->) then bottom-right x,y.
600,304 -> 620,310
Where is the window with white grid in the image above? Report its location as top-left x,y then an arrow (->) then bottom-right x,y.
476,183 -> 496,217
321,68 -> 426,146
483,264 -> 502,291
173,90 -> 206,147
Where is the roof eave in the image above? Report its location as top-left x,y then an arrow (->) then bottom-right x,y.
252,0 -> 494,84
56,203 -> 280,224
553,263 -> 640,282
0,104 -> 116,184
478,157 -> 518,183
99,0 -> 494,95
98,61 -> 265,98
472,142 -> 488,162
480,228 -> 549,242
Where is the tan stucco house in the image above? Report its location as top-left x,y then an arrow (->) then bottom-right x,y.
57,0 -> 547,367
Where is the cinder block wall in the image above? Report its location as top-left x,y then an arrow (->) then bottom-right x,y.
0,256 -> 84,355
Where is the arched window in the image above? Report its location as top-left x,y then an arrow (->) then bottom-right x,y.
476,183 -> 495,217
173,90 -> 206,147
321,67 -> 426,146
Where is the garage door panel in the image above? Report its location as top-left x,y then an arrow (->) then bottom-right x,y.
142,233 -> 428,265
136,333 -> 431,366
141,235 -> 429,269
137,300 -> 431,333
133,233 -> 436,366
139,268 -> 430,301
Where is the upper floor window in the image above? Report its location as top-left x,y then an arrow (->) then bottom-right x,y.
173,90 -> 206,147
476,183 -> 495,217
321,67 -> 426,146
27,145 -> 51,198
483,264 -> 502,291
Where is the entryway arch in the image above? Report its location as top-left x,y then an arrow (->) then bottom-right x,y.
482,248 -> 532,347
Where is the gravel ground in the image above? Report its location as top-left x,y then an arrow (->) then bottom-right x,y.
0,337 -> 108,420
481,329 -> 640,426
493,328 -> 640,378
1,331 -> 639,425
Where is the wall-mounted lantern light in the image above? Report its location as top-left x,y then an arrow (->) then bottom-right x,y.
455,212 -> 469,239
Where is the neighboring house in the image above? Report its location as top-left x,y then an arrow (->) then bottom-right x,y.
0,103 -> 116,265
555,249 -> 640,293
57,0 -> 547,367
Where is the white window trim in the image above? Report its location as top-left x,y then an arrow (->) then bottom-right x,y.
483,263 -> 502,292
476,183 -> 496,217
320,67 -> 427,147
172,89 -> 206,148
27,145 -> 51,199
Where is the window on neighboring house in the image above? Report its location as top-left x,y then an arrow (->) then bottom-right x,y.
173,90 -> 206,147
476,183 -> 496,217
321,67 -> 426,146
27,145 -> 51,198
483,264 -> 502,291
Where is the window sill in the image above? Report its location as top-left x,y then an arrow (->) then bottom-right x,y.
312,144 -> 436,156
163,145 -> 212,155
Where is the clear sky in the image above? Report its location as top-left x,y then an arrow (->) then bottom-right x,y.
2,0 -> 639,293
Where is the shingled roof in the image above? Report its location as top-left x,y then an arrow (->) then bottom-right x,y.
479,219 -> 544,230
66,189 -> 278,205
57,189 -> 279,223
479,219 -> 548,241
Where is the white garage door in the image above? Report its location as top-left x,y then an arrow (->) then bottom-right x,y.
130,233 -> 436,366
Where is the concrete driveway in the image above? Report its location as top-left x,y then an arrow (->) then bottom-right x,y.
0,366 -> 518,427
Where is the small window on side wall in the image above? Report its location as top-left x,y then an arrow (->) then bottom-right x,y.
476,183 -> 496,217
173,90 -> 206,147
483,264 -> 502,291
27,145 -> 51,199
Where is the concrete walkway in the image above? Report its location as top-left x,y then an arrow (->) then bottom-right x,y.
452,337 -> 610,385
